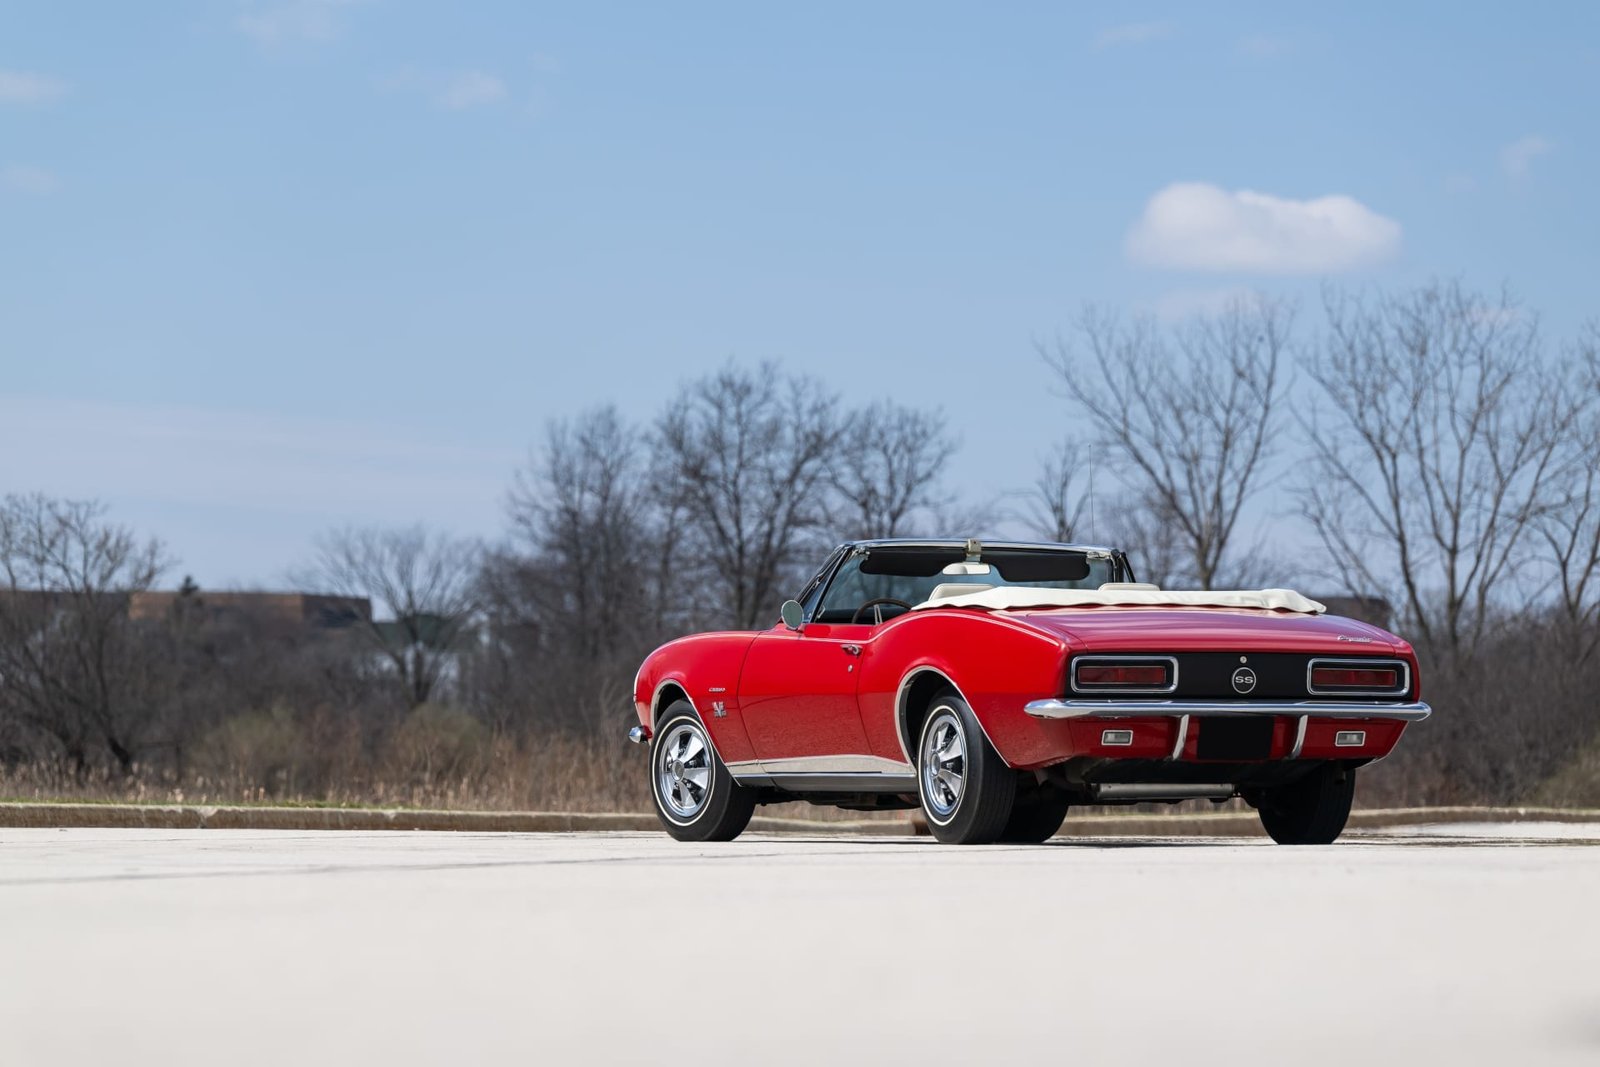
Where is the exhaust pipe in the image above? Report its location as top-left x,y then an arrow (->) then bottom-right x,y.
1091,783 -> 1235,801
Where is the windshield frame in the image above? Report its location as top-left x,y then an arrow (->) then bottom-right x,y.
800,540 -> 1131,625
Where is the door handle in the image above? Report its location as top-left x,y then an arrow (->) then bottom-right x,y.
841,644 -> 862,656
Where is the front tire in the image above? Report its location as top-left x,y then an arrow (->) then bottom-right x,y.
917,693 -> 1015,844
1258,763 -> 1355,845
649,701 -> 755,842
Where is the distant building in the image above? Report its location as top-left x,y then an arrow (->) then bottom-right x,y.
127,591 -> 371,629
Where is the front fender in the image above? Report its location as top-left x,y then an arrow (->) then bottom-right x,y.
633,631 -> 762,765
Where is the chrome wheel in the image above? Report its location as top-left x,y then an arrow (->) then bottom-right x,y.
656,721 -> 712,820
920,708 -> 966,821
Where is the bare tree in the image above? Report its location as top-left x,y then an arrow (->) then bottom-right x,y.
655,361 -> 840,630
829,401 -> 958,539
0,495 -> 166,776
1532,325 -> 1600,657
1041,295 -> 1291,588
1104,493 -> 1189,589
1025,438 -> 1094,543
478,407 -> 677,732
505,406 -> 662,656
299,526 -> 480,707
1300,283 -> 1587,660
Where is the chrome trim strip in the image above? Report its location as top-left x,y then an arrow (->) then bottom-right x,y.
724,755 -> 918,789
1167,714 -> 1190,761
1070,654 -> 1180,695
836,537 -> 1122,556
649,679 -> 701,732
743,754 -> 915,777
1024,698 -> 1432,722
1288,715 -> 1308,759
1305,657 -> 1411,698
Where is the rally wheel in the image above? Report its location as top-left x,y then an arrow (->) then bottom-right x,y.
649,701 -> 755,842
916,692 -> 1015,844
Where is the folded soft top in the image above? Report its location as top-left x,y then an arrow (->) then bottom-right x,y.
913,586 -> 1326,615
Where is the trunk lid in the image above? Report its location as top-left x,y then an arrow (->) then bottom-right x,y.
1007,606 -> 1403,655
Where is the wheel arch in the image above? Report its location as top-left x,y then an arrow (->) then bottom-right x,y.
650,680 -> 693,732
649,679 -> 746,774
894,666 -> 1011,769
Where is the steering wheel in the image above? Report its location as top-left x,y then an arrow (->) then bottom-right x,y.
851,597 -> 915,625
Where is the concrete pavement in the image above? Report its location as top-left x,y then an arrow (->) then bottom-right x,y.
3,826 -> 1597,1066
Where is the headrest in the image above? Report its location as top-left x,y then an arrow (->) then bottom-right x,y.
926,582 -> 996,602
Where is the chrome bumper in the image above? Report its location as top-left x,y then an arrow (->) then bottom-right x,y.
1023,699 -> 1432,722
627,725 -> 650,745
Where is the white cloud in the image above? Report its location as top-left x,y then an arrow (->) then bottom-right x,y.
1125,182 -> 1401,274
437,71 -> 506,110
1095,21 -> 1176,49
0,69 -> 67,103
236,0 -> 364,46
1,164 -> 58,194
1500,135 -> 1552,179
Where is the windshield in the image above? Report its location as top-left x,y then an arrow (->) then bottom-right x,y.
814,546 -> 1116,624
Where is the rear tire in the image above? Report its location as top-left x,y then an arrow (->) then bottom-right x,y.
1258,763 -> 1355,845
649,701 -> 755,842
1000,788 -> 1070,843
916,693 -> 1015,844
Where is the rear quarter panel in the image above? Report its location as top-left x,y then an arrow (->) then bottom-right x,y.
858,610 -> 1073,770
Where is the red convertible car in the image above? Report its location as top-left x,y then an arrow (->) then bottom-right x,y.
628,539 -> 1429,845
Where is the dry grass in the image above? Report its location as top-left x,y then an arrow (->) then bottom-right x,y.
0,733 -> 644,812
9,711 -> 1594,819
1530,741 -> 1600,808
0,731 -> 900,822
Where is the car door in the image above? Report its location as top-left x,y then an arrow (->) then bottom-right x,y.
737,622 -> 876,770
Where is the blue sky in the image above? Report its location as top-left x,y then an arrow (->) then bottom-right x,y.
2,2 -> 1596,588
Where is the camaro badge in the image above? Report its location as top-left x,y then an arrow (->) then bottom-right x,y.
1231,667 -> 1258,694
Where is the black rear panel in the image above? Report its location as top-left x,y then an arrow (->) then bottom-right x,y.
1157,652 -> 1410,701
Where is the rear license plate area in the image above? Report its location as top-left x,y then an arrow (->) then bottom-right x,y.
1196,717 -> 1274,761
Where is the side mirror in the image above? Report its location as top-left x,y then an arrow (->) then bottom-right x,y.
779,600 -> 806,632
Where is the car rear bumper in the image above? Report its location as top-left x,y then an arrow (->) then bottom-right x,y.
1020,699 -> 1429,764
1023,698 -> 1431,722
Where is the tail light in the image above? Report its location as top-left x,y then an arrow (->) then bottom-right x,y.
1307,658 -> 1408,696
1071,656 -> 1177,694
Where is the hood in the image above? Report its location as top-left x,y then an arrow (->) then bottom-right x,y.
1005,606 -> 1404,655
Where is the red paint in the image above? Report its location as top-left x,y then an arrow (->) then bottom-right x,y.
633,603 -> 1421,773
738,624 -> 876,760
1298,719 -> 1407,760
